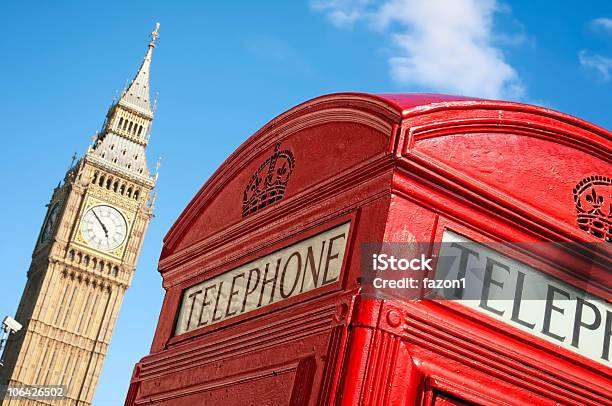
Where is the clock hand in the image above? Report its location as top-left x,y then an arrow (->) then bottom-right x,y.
92,210 -> 109,237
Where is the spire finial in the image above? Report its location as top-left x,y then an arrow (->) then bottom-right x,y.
150,22 -> 160,48
154,156 -> 161,182
119,24 -> 158,112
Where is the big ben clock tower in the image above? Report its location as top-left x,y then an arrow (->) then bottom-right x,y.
0,24 -> 161,405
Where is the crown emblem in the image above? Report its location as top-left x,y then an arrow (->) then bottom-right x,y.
573,175 -> 611,242
242,143 -> 295,217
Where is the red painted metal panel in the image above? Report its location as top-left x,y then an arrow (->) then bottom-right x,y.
127,93 -> 611,406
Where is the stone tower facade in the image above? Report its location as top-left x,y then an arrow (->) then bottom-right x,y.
0,24 -> 161,406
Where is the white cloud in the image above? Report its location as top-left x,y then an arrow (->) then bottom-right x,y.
310,0 -> 371,27
310,0 -> 525,99
591,17 -> 612,33
579,50 -> 612,81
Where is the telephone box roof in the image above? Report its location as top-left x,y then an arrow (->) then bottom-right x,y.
161,92 -> 610,259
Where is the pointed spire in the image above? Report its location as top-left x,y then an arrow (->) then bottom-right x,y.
119,23 -> 160,114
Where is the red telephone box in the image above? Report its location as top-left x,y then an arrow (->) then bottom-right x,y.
125,93 -> 611,405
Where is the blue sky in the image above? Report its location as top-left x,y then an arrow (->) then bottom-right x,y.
0,1 -> 610,405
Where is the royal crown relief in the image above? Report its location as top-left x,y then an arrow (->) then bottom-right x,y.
242,142 -> 295,217
573,175 -> 612,242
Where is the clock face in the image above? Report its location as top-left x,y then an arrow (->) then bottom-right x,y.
41,203 -> 61,243
80,205 -> 128,252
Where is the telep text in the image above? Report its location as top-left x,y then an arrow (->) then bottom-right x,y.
438,230 -> 612,367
